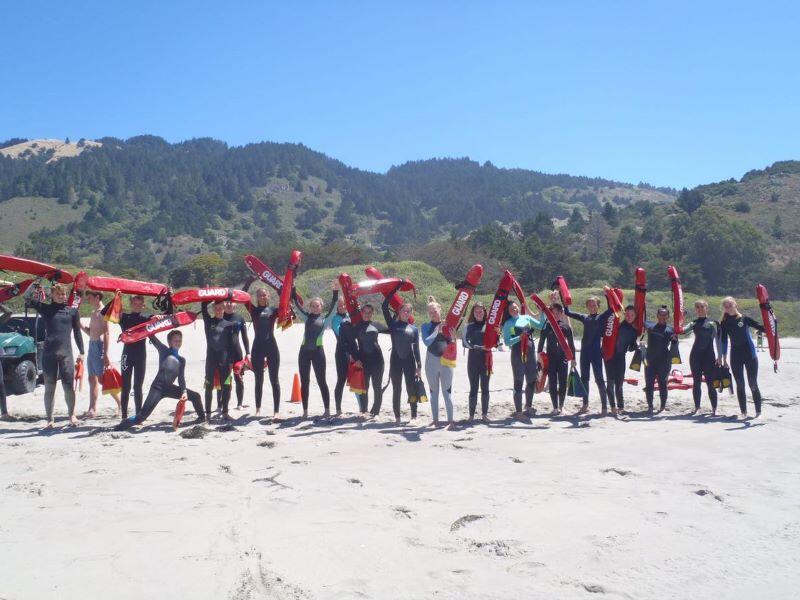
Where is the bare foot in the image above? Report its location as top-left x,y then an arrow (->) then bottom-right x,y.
335,410 -> 343,417
514,412 -> 525,421
754,411 -> 761,419
431,420 -> 440,428
273,412 -> 282,421
711,409 -> 717,417
600,409 -> 608,417
611,407 -> 617,416
81,410 -> 96,419
576,405 -> 588,415
446,421 -> 455,431
738,413 -> 748,420
69,415 -> 80,427
481,414 -> 489,422
322,411 -> 330,419
302,411 -> 308,419
44,420 -> 55,429
395,417 -> 402,425
255,409 -> 261,416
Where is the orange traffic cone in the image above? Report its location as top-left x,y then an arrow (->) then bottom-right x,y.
290,373 -> 302,403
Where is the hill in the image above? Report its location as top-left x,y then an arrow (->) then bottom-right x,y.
0,136 -> 673,275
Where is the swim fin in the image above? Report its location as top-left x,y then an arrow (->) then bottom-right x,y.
629,348 -> 643,372
669,339 -> 681,365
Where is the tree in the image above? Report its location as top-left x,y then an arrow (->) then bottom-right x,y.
676,187 -> 704,214
611,225 -> 642,275
772,214 -> 783,239
601,201 -> 620,227
567,207 -> 585,233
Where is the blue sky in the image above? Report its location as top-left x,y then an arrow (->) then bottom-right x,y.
2,1 -> 798,188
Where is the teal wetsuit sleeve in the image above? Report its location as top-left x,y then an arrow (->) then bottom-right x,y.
527,314 -> 544,330
502,319 -> 519,347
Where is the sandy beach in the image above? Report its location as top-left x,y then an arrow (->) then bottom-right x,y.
1,321 -> 798,599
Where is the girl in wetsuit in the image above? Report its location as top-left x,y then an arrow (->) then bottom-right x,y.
332,298 -> 359,416
292,283 -> 338,419
565,296 -> 612,415
381,283 -> 422,424
351,303 -> 386,418
117,330 -> 205,429
462,303 -> 490,421
605,305 -> 639,415
422,296 -> 455,428
243,281 -> 281,418
104,295 -> 151,419
25,283 -> 85,428
681,300 -> 722,415
720,296 -> 765,419
501,301 -> 543,419
536,303 -> 577,415
201,300 -> 239,420
220,299 -> 250,410
643,306 -> 676,414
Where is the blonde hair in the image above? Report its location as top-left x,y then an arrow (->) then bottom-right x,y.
586,296 -> 600,306
427,295 -> 441,312
52,283 -> 70,296
722,296 -> 741,318
694,299 -> 709,309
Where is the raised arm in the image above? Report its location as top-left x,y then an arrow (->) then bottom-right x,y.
201,301 -> 211,322
744,316 -> 765,334
563,306 -> 587,323
292,289 -> 310,320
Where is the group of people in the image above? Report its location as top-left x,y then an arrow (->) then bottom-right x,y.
0,276 -> 769,430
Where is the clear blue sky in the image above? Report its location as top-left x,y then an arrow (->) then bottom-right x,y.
2,1 -> 798,188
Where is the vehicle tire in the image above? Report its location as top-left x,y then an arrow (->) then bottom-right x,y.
11,360 -> 37,394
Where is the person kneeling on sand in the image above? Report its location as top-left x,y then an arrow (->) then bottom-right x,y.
116,330 -> 205,430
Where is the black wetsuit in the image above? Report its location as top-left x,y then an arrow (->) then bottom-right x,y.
246,299 -> 281,413
135,336 -> 204,424
26,297 -> 84,420
103,306 -> 151,418
333,311 -> 358,413
605,321 -> 638,411
643,321 -> 674,411
293,291 -> 337,412
381,290 -> 422,419
351,318 -> 387,415
537,320 -> 577,411
720,314 -> 764,414
201,302 -> 239,416
462,320 -> 490,418
686,317 -> 720,411
218,311 -> 249,408
564,307 -> 612,410
0,307 -> 9,415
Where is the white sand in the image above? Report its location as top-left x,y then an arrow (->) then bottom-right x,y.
1,321 -> 798,599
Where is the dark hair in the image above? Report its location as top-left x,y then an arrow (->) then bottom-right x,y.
361,303 -> 374,312
131,294 -> 144,301
167,330 -> 182,342
87,290 -> 103,300
468,302 -> 486,323
503,300 -> 519,322
550,302 -> 563,312
657,305 -> 669,315
625,304 -> 635,311
213,299 -> 224,306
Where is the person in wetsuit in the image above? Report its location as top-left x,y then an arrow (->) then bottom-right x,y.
720,296 -> 765,419
381,283 -> 422,424
25,283 -> 85,428
604,305 -> 639,415
643,306 -> 676,414
681,300 -> 722,415
462,302 -> 490,422
242,280 -> 281,418
218,299 -> 250,410
0,303 -> 11,419
536,303 -> 577,415
292,283 -> 338,418
501,301 -> 543,419
350,303 -> 386,418
201,299 -> 239,420
421,296 -> 455,428
565,296 -> 613,415
332,297 -> 361,416
116,330 -> 204,429
103,294 -> 152,419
